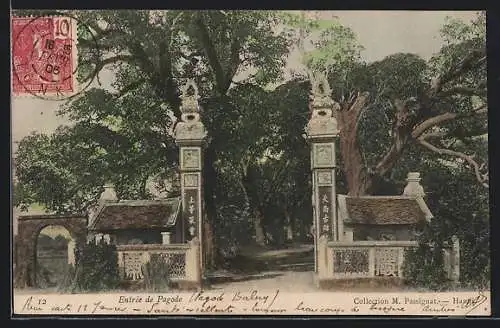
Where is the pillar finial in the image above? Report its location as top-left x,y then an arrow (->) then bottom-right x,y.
180,78 -> 200,114
100,183 -> 118,202
175,79 -> 207,144
309,70 -> 337,111
304,70 -> 339,140
403,172 -> 425,197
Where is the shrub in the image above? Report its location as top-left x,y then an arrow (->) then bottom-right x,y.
57,264 -> 76,292
402,223 -> 453,291
70,241 -> 120,292
141,255 -> 172,292
35,264 -> 53,289
403,245 -> 450,291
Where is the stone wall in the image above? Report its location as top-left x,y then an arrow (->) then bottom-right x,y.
14,215 -> 87,288
116,238 -> 202,290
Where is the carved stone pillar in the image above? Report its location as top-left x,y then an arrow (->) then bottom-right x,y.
304,71 -> 340,273
174,80 -> 208,275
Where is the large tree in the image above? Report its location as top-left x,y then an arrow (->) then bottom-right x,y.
301,12 -> 487,196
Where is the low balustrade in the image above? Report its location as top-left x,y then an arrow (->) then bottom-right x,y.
37,249 -> 68,259
317,238 -> 418,280
116,239 -> 201,286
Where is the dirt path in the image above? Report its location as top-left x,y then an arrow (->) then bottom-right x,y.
209,271 -> 318,292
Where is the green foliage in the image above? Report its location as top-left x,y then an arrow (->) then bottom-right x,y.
15,129 -> 107,213
440,12 -> 485,46
141,255 -> 172,292
203,79 -> 313,246
396,146 -> 489,290
280,11 -> 363,81
403,241 -> 450,291
57,264 -> 77,292
425,165 -> 489,288
71,242 -> 120,292
355,54 -> 429,168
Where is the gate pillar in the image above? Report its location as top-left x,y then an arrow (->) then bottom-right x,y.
174,80 -> 208,277
304,71 -> 340,273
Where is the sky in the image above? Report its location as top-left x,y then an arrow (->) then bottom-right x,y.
11,10 -> 478,150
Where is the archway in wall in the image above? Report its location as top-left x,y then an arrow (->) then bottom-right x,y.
35,225 -> 75,289
14,215 -> 87,289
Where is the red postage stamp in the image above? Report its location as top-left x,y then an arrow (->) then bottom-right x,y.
11,16 -> 77,98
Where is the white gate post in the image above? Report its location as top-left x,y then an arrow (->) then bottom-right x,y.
304,71 -> 340,273
174,80 -> 208,278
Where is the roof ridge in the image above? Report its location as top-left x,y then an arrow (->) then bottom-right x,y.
89,197 -> 182,231
344,195 -> 429,225
106,197 -> 181,205
345,195 -> 417,200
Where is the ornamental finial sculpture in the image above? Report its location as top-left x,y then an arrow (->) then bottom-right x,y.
180,79 -> 200,113
308,70 -> 335,110
304,69 -> 339,139
174,79 -> 207,143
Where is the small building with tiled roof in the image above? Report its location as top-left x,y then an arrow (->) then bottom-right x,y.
88,185 -> 183,245
337,172 -> 433,242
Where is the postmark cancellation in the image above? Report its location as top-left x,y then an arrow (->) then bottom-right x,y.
11,16 -> 78,99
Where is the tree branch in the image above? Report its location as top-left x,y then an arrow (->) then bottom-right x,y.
439,85 -> 487,98
170,12 -> 184,33
128,42 -> 157,75
84,54 -> 138,83
224,36 -> 242,91
412,104 -> 487,139
264,159 -> 292,205
78,28 -> 126,51
353,92 -> 370,133
430,46 -> 486,96
194,13 -> 227,94
114,78 -> 147,98
417,136 -> 488,188
373,98 -> 412,177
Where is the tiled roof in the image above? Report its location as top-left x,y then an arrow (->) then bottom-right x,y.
89,198 -> 181,231
338,195 -> 433,225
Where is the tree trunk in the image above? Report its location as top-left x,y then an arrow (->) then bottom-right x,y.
337,97 -> 372,196
239,163 -> 268,247
203,144 -> 218,269
284,208 -> 293,242
203,220 -> 214,269
337,95 -> 412,196
253,209 -> 267,247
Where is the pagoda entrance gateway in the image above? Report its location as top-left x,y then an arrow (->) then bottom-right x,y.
13,77 -> 460,291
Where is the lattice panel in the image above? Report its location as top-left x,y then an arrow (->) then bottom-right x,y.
151,252 -> 187,279
123,252 -> 144,280
333,249 -> 369,275
374,248 -> 400,277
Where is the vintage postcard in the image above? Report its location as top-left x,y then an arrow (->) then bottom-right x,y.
11,10 -> 490,317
